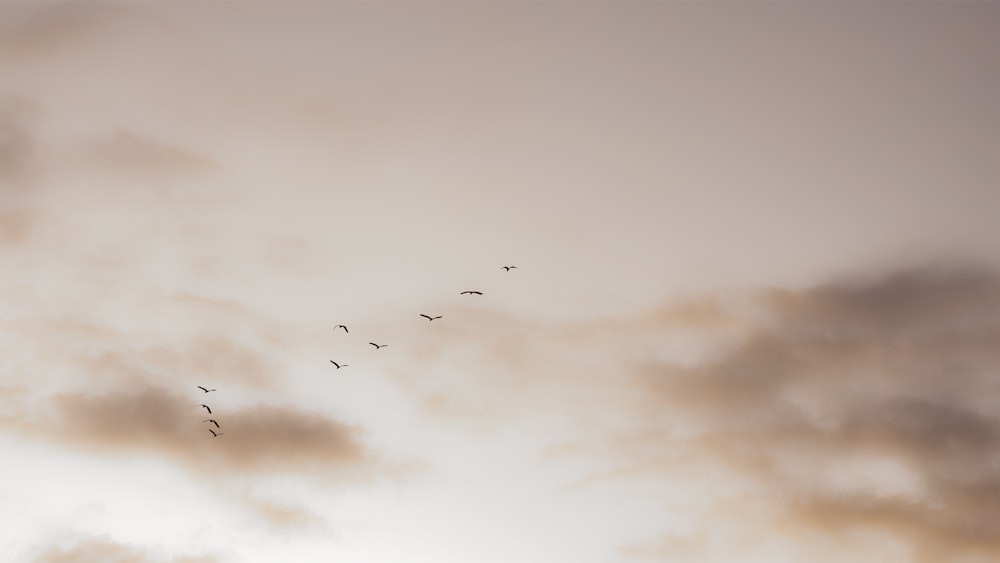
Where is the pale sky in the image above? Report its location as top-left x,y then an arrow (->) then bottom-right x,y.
1,2 -> 998,562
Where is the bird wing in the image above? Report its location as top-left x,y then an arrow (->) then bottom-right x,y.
421,314 -> 431,320
212,421 -> 220,428
369,342 -> 378,348
202,405 -> 212,413
197,386 -> 207,392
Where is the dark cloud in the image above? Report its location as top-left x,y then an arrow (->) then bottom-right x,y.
759,266 -> 999,337
15,386 -> 374,477
623,266 -> 1000,560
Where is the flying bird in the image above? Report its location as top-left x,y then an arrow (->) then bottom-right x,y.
369,342 -> 387,350
335,324 -> 348,333
501,266 -> 517,271
209,429 -> 223,437
203,419 -> 220,428
196,386 -> 216,393
329,360 -> 348,369
200,404 -> 212,414
420,314 -> 442,321
460,291 -> 483,295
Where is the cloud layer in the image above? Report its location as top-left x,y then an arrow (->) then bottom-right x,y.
617,267 -> 1000,561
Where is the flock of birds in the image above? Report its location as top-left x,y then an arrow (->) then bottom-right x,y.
196,265 -> 518,438
196,386 -> 223,437
327,265 -> 517,371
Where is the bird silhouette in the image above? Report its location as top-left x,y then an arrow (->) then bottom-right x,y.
200,404 -> 212,414
420,314 -> 442,321
335,324 -> 348,333
203,419 -> 220,428
369,342 -> 387,350
501,266 -> 517,271
329,360 -> 348,369
460,291 -> 483,295
209,428 -> 223,437
197,386 -> 216,393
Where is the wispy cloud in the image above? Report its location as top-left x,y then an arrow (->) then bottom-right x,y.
0,94 -> 42,189
0,208 -> 36,245
239,493 -> 328,532
0,3 -> 128,61
28,536 -> 220,563
66,130 -> 216,180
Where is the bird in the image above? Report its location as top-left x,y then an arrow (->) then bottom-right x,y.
460,291 -> 483,295
420,314 -> 442,321
369,342 -> 387,350
209,428 -> 223,437
203,419 -> 220,428
501,266 -> 517,271
200,404 -> 212,414
335,324 -> 348,333
329,360 -> 348,369
196,386 -> 216,393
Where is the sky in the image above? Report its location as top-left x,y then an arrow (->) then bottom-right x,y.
0,1 -> 998,562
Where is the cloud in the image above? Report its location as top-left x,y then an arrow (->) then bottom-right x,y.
397,264 -> 999,561
28,536 -> 220,563
239,494 -> 328,532
0,94 -> 42,188
1,320 -> 282,394
133,337 -> 279,389
0,208 -> 37,245
12,385 -> 376,478
67,130 -> 216,180
0,3 -> 124,60
617,266 -> 1000,561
